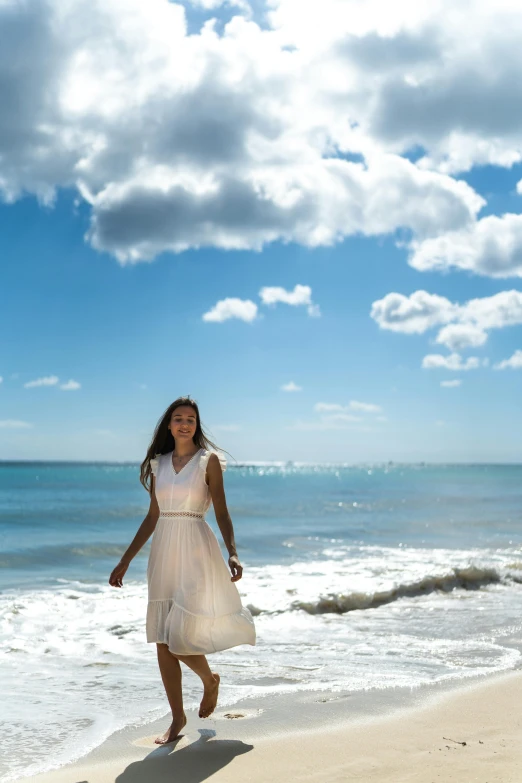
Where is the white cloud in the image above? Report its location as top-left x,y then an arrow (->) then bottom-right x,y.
202,297 -> 258,322
493,349 -> 522,370
422,353 -> 486,371
24,375 -> 60,388
409,214 -> 522,278
372,289 -> 522,351
440,379 -> 462,387
259,284 -> 320,317
0,420 -> 33,428
265,0 -> 522,176
0,0 -> 501,264
22,375 -> 80,390
435,323 -> 488,351
281,381 -> 302,391
371,290 -> 458,334
456,290 -> 522,330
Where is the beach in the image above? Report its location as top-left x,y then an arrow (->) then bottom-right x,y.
2,461 -> 522,781
17,666 -> 522,782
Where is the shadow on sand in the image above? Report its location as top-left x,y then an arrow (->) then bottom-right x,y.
115,729 -> 254,783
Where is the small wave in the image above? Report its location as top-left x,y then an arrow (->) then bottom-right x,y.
291,565 -> 505,614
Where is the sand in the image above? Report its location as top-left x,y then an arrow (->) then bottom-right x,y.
17,666 -> 522,783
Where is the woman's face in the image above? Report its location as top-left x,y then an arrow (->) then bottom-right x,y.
169,405 -> 197,443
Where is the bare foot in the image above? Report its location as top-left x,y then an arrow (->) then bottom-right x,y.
199,673 -> 220,718
155,712 -> 187,744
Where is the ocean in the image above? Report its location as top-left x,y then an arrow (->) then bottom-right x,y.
1,460 -> 522,780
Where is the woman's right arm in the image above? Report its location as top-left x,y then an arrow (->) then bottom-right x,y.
109,476 -> 160,588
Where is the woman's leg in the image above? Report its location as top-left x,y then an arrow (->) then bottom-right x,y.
170,652 -> 220,718
155,643 -> 187,744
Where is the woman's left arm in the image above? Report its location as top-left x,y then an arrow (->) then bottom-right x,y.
206,453 -> 243,582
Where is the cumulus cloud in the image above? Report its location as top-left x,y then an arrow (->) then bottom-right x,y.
0,0 -> 507,264
434,323 -> 488,351
270,0 -> 522,175
422,353 -> 487,371
409,214 -> 522,278
259,284 -> 320,317
203,283 -> 320,323
281,381 -> 302,391
371,290 -> 458,334
493,349 -> 522,369
372,289 -> 522,351
440,379 -> 462,387
86,153 -> 483,262
202,297 -> 258,322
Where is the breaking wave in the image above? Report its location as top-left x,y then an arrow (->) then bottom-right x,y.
249,564 -> 522,616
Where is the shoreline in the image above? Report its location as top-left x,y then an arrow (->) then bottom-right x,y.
15,662 -> 522,782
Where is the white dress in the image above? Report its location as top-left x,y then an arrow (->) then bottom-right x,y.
146,448 -> 256,655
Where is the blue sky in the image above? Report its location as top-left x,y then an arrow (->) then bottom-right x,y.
1,0 -> 522,463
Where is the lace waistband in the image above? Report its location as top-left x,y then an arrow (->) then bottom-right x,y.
159,510 -> 204,519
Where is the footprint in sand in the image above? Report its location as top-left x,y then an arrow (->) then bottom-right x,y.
214,708 -> 264,721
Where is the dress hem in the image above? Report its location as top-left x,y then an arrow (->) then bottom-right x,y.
146,638 -> 256,656
146,597 -> 256,655
147,597 -> 252,620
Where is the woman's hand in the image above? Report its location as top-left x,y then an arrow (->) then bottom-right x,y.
109,559 -> 129,588
228,554 -> 243,582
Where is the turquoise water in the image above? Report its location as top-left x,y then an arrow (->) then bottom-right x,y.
1,461 -> 522,780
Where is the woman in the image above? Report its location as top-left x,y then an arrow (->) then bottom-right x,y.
109,396 -> 256,744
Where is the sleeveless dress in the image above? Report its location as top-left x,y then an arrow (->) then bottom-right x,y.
146,448 -> 256,656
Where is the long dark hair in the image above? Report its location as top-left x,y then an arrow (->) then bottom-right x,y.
140,396 -> 230,494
